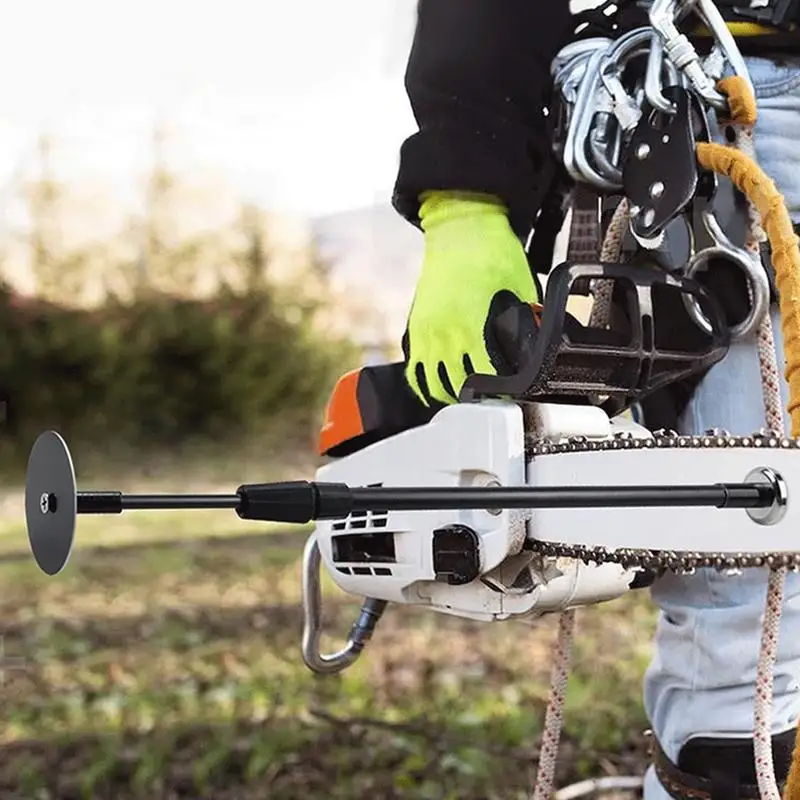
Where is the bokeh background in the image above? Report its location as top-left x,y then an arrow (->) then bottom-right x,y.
0,1 -> 655,798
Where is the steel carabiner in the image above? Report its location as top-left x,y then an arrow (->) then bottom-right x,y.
551,38 -> 612,169
649,0 -> 754,113
590,46 -> 654,187
551,37 -> 611,84
300,533 -> 388,674
583,29 -> 671,189
644,30 -> 687,114
552,38 -> 612,112
588,111 -> 626,186
598,28 -> 655,129
649,0 -> 729,112
563,44 -> 617,188
694,0 -> 753,95
566,29 -> 653,190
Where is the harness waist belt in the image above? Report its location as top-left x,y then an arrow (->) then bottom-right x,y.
652,730 -> 795,799
695,0 -> 800,33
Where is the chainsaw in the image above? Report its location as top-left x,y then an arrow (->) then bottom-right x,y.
19,2 -> 800,794
22,260 -> 798,677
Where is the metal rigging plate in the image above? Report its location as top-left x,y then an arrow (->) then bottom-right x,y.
25,430 -> 77,576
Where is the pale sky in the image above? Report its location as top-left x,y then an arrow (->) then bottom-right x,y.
0,0 -> 419,219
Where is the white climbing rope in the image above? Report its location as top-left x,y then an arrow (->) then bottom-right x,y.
531,609 -> 577,798
530,200 -> 628,800
724,112 -> 786,800
533,111 -> 788,798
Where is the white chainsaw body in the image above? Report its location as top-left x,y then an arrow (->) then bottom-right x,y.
312,400 -> 799,622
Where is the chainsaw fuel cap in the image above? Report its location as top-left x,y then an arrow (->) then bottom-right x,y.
25,430 -> 78,576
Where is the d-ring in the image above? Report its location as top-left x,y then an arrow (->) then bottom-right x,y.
682,246 -> 770,341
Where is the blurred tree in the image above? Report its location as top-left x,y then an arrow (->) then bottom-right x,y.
24,133 -> 115,305
140,123 -> 172,295
236,202 -> 270,293
25,133 -> 61,300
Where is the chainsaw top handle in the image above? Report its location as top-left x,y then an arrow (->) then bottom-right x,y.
317,261 -> 730,459
460,260 -> 729,411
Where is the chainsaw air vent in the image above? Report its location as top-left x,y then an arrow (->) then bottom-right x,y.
337,566 -> 394,577
328,481 -> 394,572
331,482 -> 388,531
332,529 -> 396,564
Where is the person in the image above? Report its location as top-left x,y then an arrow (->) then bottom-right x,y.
390,1 -> 800,797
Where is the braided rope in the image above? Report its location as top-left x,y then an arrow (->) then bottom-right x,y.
531,63 -> 796,798
566,109 -> 787,798
589,199 -> 631,330
724,115 -> 786,800
529,196 -> 629,799
531,609 -> 577,798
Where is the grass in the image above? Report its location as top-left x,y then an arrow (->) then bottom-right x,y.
0,507 -> 658,799
0,506 -> 312,557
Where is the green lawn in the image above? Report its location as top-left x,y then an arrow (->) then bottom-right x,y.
0,509 -> 657,799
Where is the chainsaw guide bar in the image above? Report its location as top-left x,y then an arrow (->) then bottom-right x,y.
526,430 -> 795,573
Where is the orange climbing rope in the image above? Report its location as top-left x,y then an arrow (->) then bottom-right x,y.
696,76 -> 800,437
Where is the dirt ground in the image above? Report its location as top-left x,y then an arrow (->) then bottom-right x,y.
0,502 -> 657,799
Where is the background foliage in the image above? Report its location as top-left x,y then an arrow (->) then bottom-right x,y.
0,132 -> 361,473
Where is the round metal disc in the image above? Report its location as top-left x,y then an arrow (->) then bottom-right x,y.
25,431 -> 77,575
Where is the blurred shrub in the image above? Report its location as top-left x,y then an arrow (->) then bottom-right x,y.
0,279 -> 359,462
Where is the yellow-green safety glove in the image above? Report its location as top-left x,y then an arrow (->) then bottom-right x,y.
403,190 -> 542,406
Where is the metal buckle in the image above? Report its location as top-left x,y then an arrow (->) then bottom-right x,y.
730,0 -> 800,29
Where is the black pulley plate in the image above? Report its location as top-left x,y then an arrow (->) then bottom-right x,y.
25,430 -> 77,575
623,85 -> 700,240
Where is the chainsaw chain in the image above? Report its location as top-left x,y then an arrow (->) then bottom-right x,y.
523,428 -> 800,574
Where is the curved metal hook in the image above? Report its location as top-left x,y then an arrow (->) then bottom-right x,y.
563,46 -> 617,188
588,112 -> 625,187
649,0 -> 728,111
649,0 -> 753,112
300,533 -> 388,675
644,31 -> 685,114
590,36 -> 672,188
599,28 -> 656,101
695,0 -> 753,95
577,30 -> 669,190
551,37 -> 612,83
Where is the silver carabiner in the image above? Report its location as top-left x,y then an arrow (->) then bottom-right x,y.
551,37 -> 611,82
588,111 -> 626,186
591,56 -> 672,183
574,29 -> 658,189
650,0 -> 754,112
694,0 -> 754,94
301,532 -> 387,674
552,38 -> 611,110
566,30 -> 650,189
598,28 -> 656,125
552,39 -> 612,170
644,30 -> 686,114
682,210 -> 770,341
649,0 -> 729,111
563,45 -> 618,189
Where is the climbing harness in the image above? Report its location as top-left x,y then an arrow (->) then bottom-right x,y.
17,1 -> 800,799
546,2 -> 800,797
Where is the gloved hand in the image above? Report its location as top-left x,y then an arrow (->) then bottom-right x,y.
403,190 -> 542,406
